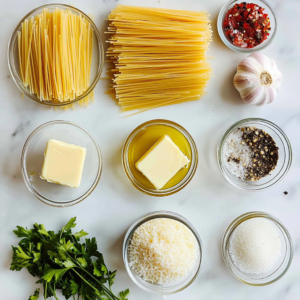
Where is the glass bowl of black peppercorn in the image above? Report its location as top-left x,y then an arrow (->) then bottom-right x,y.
217,118 -> 292,191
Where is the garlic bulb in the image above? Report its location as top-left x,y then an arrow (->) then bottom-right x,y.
234,52 -> 282,106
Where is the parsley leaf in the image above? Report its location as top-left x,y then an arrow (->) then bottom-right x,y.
28,288 -> 39,300
108,271 -> 116,289
63,260 -> 76,268
13,226 -> 32,238
93,262 -> 102,277
42,268 -> 70,282
37,224 -> 50,237
61,217 -> 77,234
74,229 -> 89,239
78,257 -> 88,268
120,289 -> 130,300
70,280 -> 79,295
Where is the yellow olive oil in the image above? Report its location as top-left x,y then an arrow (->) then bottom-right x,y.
128,124 -> 192,190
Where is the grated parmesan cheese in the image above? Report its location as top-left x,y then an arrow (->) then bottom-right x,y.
128,218 -> 197,285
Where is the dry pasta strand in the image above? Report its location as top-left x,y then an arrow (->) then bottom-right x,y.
106,5 -> 212,113
17,8 -> 94,107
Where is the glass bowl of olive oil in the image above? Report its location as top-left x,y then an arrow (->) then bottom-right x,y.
122,119 -> 198,196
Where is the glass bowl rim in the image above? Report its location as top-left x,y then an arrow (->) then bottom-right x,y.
221,211 -> 293,286
7,3 -> 104,106
21,120 -> 103,207
217,118 -> 292,191
123,210 -> 203,294
217,0 -> 277,53
122,119 -> 198,197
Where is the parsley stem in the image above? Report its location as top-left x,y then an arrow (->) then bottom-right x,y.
71,269 -> 101,296
81,269 -> 117,300
81,285 -> 84,300
53,283 -> 59,300
44,282 -> 47,299
48,284 -> 59,300
64,252 -> 118,300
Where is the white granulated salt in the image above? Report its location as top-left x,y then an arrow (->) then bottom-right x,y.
229,218 -> 282,274
222,128 -> 252,179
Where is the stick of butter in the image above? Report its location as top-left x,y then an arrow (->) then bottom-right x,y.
40,139 -> 86,188
135,135 -> 190,190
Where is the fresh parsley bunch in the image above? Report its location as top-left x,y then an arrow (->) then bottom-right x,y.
10,217 -> 129,300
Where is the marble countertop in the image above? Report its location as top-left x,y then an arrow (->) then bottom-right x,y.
1,0 -> 300,299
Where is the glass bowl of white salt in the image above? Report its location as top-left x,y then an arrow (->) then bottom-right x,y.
217,118 -> 292,191
222,211 -> 293,286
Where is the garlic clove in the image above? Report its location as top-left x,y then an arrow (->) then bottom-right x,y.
251,52 -> 269,68
243,85 -> 265,105
258,87 -> 270,106
238,57 -> 262,75
270,64 -> 282,91
267,86 -> 276,104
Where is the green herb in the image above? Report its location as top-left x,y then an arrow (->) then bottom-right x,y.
11,217 -> 129,300
29,288 -> 40,300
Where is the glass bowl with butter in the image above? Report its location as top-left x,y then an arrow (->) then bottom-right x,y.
122,119 -> 198,196
21,120 -> 102,207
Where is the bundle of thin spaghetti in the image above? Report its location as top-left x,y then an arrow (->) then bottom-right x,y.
106,5 -> 212,113
17,8 -> 94,106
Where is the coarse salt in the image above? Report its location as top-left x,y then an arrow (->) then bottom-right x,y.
229,218 -> 282,274
222,128 -> 252,179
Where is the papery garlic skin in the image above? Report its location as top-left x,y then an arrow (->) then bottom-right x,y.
234,52 -> 282,106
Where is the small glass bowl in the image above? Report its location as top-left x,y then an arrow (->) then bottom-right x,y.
21,120 -> 102,207
122,119 -> 198,197
217,118 -> 292,191
222,211 -> 293,286
217,0 -> 277,53
8,4 -> 104,106
123,211 -> 202,294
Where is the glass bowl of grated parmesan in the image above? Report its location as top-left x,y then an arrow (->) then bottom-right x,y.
222,211 -> 293,286
217,118 -> 292,191
123,211 -> 202,295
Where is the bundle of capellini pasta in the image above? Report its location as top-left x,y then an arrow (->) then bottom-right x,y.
17,8 -> 94,106
106,5 -> 212,113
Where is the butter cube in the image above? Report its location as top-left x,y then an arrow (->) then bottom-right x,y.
41,139 -> 86,188
135,135 -> 190,190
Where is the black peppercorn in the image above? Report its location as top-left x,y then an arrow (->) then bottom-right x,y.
241,127 -> 279,181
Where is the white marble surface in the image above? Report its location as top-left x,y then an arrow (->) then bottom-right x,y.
1,0 -> 300,299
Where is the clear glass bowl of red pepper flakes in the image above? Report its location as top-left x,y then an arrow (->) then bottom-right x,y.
217,0 -> 277,53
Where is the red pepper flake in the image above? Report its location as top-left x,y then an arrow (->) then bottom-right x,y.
223,2 -> 271,48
